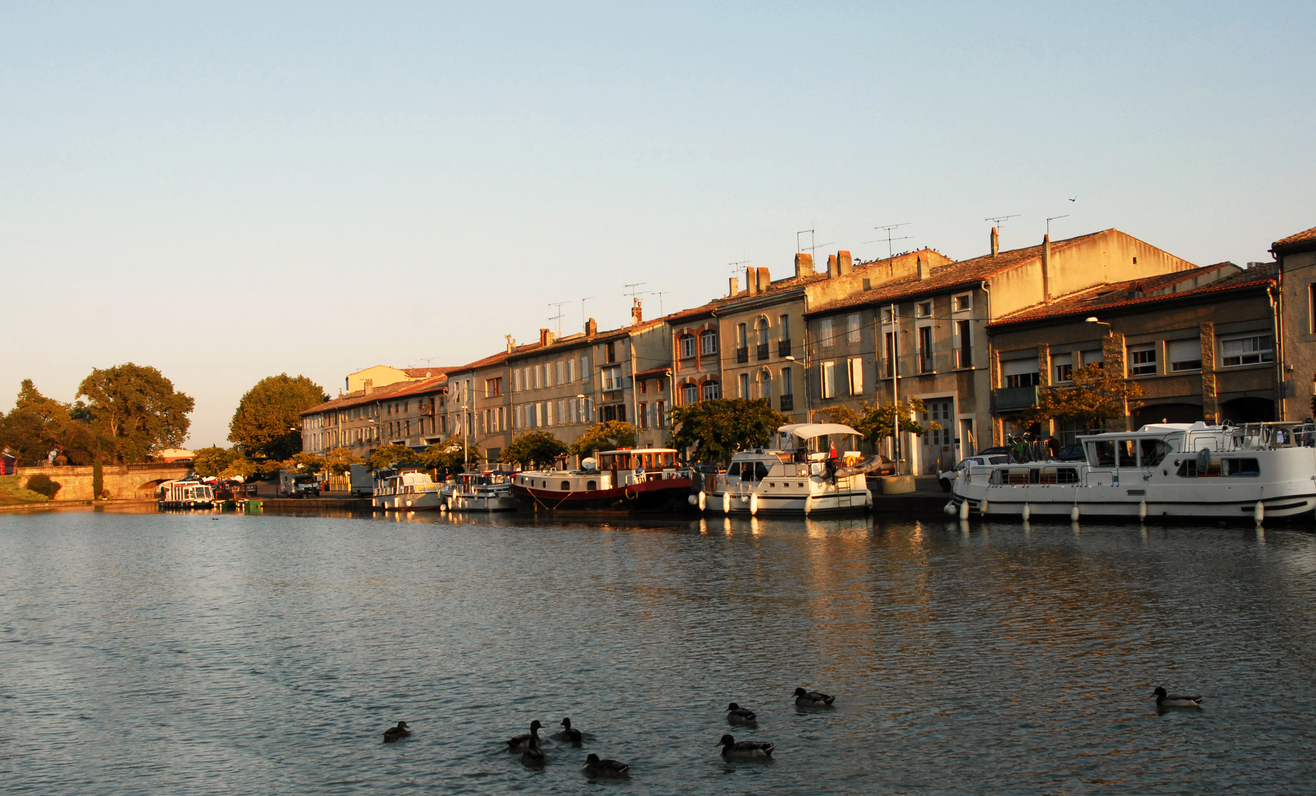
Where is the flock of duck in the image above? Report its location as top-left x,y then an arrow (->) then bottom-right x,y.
379,685 -> 1200,777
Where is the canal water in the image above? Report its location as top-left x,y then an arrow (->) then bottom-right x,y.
2,509 -> 1315,795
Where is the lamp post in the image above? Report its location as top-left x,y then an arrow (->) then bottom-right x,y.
1085,316 -> 1112,336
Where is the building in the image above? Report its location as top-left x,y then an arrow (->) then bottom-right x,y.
1274,224 -> 1316,421
301,374 -> 449,457
344,364 -> 452,393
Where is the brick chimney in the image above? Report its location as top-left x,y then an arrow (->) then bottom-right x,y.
991,226 -> 999,257
631,297 -> 643,326
364,379 -> 373,395
794,253 -> 814,279
586,318 -> 597,336
747,272 -> 759,296
827,254 -> 838,278
506,334 -> 516,353
728,276 -> 739,297
540,328 -> 554,347
756,267 -> 770,293
1041,234 -> 1052,302
917,256 -> 930,280
838,250 -> 853,275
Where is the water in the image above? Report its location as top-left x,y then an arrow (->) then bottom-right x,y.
3,508 -> 1316,794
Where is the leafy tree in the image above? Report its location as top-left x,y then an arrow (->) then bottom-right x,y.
569,420 -> 637,458
228,374 -> 327,461
369,444 -> 420,471
282,451 -> 326,475
821,398 -> 937,449
500,431 -> 568,469
220,457 -> 258,481
1025,363 -> 1145,431
667,398 -> 788,464
0,380 -> 72,465
323,447 -> 364,475
193,446 -> 239,478
419,437 -> 480,477
77,364 -> 194,464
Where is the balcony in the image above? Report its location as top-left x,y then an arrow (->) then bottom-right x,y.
779,394 -> 794,412
756,343 -> 770,361
736,346 -> 749,364
994,385 -> 1039,411
778,339 -> 792,358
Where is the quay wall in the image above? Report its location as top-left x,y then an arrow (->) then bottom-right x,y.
13,463 -> 192,502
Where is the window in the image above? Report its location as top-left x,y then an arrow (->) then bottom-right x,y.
485,378 -> 501,397
1129,344 -> 1157,376
759,370 -> 772,399
738,373 -> 749,398
556,361 -> 565,384
916,301 -> 932,318
847,313 -> 861,343
679,334 -> 696,359
781,367 -> 792,396
821,361 -> 836,399
884,331 -> 898,378
1002,359 -> 1040,388
567,358 -> 575,382
736,323 -> 748,348
681,383 -> 698,404
655,400 -> 666,427
956,319 -> 973,369
700,330 -> 718,355
638,402 -> 648,429
757,319 -> 770,346
602,365 -> 623,392
606,342 -> 616,363
1310,283 -> 1316,334
779,314 -> 791,341
1168,339 -> 1202,372
580,355 -> 590,382
881,307 -> 896,324
820,317 -> 835,347
953,293 -> 972,312
533,365 -> 542,389
1053,353 -> 1073,383
918,326 -> 934,373
848,357 -> 864,395
702,380 -> 721,400
1220,334 -> 1274,367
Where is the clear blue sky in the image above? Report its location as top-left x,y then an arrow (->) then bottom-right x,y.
4,1 -> 1313,449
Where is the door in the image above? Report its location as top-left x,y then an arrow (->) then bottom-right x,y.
921,398 -> 955,474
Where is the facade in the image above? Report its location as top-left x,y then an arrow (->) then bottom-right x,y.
344,364 -> 451,394
301,375 -> 450,457
1274,224 -> 1316,421
988,262 -> 1281,444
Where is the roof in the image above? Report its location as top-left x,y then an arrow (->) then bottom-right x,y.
805,231 -> 1105,317
1272,225 -> 1316,254
988,262 -> 1278,329
302,374 -> 448,416
780,423 -> 861,440
634,366 -> 671,378
402,366 -> 457,378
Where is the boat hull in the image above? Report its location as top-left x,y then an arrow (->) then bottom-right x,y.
512,478 -> 693,513
704,487 -> 872,515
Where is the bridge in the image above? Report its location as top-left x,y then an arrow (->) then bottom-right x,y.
13,463 -> 193,502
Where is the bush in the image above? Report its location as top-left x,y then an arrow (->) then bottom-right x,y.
24,474 -> 62,499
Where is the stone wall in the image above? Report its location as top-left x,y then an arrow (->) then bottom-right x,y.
15,463 -> 192,501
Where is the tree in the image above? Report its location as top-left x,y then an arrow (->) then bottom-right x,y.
0,380 -> 69,465
228,374 -> 328,461
419,437 -> 480,478
77,364 -> 194,464
667,398 -> 788,464
323,447 -> 364,475
569,420 -> 637,458
369,444 -> 420,471
193,446 -> 239,478
282,451 -> 326,475
500,431 -> 568,469
1026,363 -> 1145,432
821,398 -> 937,449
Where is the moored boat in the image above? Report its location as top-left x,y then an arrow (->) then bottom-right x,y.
442,469 -> 518,512
511,448 -> 692,512
947,421 -> 1316,522
372,468 -> 444,511
158,479 -> 216,510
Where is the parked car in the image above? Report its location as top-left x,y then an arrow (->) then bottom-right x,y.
939,455 -> 1011,492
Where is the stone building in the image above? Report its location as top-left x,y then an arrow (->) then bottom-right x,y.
300,374 -> 449,457
1274,224 -> 1316,420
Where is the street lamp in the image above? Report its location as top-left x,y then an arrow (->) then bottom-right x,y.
1085,316 -> 1112,336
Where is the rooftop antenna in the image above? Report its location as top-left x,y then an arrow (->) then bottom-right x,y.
1046,214 -> 1069,237
867,222 -> 912,259
581,296 -> 593,330
650,290 -> 669,316
796,229 -> 834,258
548,301 -> 568,335
729,258 -> 751,283
985,214 -> 1020,245
623,282 -> 647,298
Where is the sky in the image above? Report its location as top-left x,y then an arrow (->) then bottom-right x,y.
3,1 -> 1314,449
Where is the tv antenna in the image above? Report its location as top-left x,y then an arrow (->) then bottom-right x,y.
729,258 -> 751,280
650,290 -> 669,316
1046,214 -> 1069,237
796,229 -> 833,257
623,282 -> 647,299
548,301 -> 568,335
580,297 -> 593,330
866,222 -> 912,259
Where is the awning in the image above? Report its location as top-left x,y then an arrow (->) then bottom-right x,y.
779,423 -> 860,441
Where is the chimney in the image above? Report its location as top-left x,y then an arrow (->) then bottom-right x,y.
506,334 -> 516,353
838,250 -> 853,275
540,327 -> 554,347
756,267 -> 770,293
794,252 -> 814,279
586,317 -> 598,336
364,379 -> 373,395
1041,234 -> 1052,302
631,297 -> 643,326
991,226 -> 999,257
747,272 -> 759,296
729,276 -> 739,297
827,254 -> 839,278
917,256 -> 930,280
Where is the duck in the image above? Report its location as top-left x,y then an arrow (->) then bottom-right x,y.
506,720 -> 545,752
382,721 -> 410,742
726,702 -> 757,725
717,734 -> 774,760
1153,686 -> 1203,708
520,740 -> 547,767
557,717 -> 583,745
794,687 -> 835,707
583,753 -> 629,777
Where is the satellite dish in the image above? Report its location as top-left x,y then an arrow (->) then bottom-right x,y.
582,457 -> 597,471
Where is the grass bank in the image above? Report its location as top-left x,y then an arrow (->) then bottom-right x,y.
0,475 -> 50,505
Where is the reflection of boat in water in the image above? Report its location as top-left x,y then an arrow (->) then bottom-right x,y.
373,468 -> 444,511
511,448 -> 692,512
158,479 -> 215,510
948,421 -> 1316,521
696,424 -> 877,515
442,469 -> 517,512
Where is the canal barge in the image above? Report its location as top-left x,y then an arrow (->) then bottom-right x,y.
695,423 -> 878,515
373,468 -> 444,511
442,469 -> 517,512
947,421 -> 1316,522
158,479 -> 216,510
511,448 -> 692,512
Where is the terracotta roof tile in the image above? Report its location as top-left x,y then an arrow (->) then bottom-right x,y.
1273,224 -> 1316,252
302,375 -> 449,416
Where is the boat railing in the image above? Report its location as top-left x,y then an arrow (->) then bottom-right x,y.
1225,422 -> 1316,450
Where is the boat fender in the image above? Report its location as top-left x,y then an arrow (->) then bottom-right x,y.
749,492 -> 758,516
1022,503 -> 1031,521
698,491 -> 706,512
804,495 -> 813,516
864,489 -> 873,508
723,491 -> 732,514
1254,501 -> 1264,525
980,499 -> 989,515
687,494 -> 698,507
944,502 -> 957,517
1138,501 -> 1147,521
960,500 -> 970,520
1070,505 -> 1080,522
740,494 -> 748,503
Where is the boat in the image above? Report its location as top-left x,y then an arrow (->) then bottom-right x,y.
511,448 -> 693,512
946,421 -> 1316,522
158,478 -> 216,510
695,423 -> 878,515
372,468 -> 444,511
442,468 -> 518,512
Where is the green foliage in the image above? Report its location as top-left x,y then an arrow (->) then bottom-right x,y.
419,438 -> 480,477
369,444 -> 420,471
666,398 -> 788,464
282,452 -> 326,475
821,398 -> 937,447
227,374 -> 327,461
0,380 -> 72,465
1026,363 -> 1145,431
24,474 -> 62,499
220,457 -> 258,481
77,363 -> 194,464
0,474 -> 50,503
323,447 -> 364,475
192,446 -> 239,478
500,431 -> 568,469
569,421 -> 637,458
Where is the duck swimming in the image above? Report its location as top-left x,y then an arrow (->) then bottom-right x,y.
794,687 -> 835,707
1153,686 -> 1203,708
557,717 -> 583,745
507,720 -> 545,752
726,703 -> 757,725
520,741 -> 547,767
717,734 -> 774,760
382,721 -> 410,742
583,753 -> 629,777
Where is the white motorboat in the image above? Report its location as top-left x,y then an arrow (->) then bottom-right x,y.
373,468 -> 444,511
947,421 -> 1316,522
695,423 -> 878,515
442,470 -> 518,512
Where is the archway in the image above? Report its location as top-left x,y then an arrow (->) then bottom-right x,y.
1220,397 -> 1275,424
136,478 -> 170,499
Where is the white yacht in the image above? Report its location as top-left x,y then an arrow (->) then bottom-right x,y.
947,421 -> 1316,522
373,468 -> 444,511
695,423 -> 878,515
442,469 -> 518,512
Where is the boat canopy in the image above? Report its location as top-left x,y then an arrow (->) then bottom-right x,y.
778,423 -> 861,441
